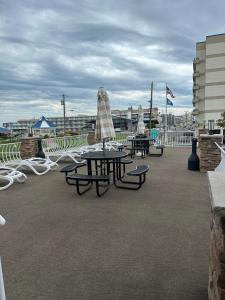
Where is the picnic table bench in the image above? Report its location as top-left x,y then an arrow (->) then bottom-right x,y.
60,162 -> 86,178
66,173 -> 110,197
115,164 -> 149,190
149,145 -> 165,157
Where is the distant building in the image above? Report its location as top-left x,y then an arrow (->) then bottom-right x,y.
174,112 -> 194,130
111,107 -> 159,131
159,113 -> 175,130
3,115 -> 97,135
193,33 -> 225,131
3,107 -> 159,135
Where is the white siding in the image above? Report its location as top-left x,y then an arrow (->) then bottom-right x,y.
205,85 -> 225,97
206,42 -> 225,56
206,56 -> 225,69
205,99 -> 225,110
198,101 -> 205,111
206,70 -> 225,83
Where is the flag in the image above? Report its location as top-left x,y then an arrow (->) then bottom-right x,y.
166,86 -> 175,98
167,98 -> 173,106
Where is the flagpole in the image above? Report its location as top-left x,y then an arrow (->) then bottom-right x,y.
164,83 -> 168,143
149,81 -> 153,131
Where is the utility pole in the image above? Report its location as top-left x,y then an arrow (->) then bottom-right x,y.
61,94 -> 66,136
149,81 -> 153,130
131,105 -> 133,132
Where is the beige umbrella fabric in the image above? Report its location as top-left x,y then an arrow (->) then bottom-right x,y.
137,105 -> 145,134
95,87 -> 115,142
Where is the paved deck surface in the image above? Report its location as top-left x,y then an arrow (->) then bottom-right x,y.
0,148 -> 210,300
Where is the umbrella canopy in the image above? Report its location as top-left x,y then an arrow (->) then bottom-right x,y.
95,87 -> 115,141
32,116 -> 56,129
137,105 -> 145,134
0,127 -> 9,134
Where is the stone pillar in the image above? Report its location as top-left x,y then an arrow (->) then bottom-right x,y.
199,134 -> 223,172
20,138 -> 39,159
208,172 -> 225,300
87,131 -> 96,145
199,128 -> 208,138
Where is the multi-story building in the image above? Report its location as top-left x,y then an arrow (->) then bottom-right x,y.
3,106 -> 159,135
193,33 -> 225,131
159,113 -> 175,130
3,115 -> 97,135
111,107 -> 159,131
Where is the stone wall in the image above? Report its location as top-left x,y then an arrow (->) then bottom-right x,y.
87,131 -> 96,145
199,134 -> 222,172
199,128 -> 208,137
208,172 -> 225,300
209,214 -> 225,300
20,138 -> 39,159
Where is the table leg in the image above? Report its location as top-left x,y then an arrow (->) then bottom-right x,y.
112,160 -> 116,184
95,160 -> 98,175
87,160 -> 92,175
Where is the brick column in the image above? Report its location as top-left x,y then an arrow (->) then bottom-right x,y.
20,138 -> 39,159
198,128 -> 208,138
87,131 -> 96,145
199,134 -> 223,172
208,172 -> 225,300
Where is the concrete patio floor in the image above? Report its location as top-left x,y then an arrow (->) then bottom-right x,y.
0,147 -> 210,300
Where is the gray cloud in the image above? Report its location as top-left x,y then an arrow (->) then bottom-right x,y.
0,0 -> 225,122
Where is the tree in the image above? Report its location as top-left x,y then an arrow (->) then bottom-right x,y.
217,112 -> 225,129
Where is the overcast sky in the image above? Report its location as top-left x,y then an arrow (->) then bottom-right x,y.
0,0 -> 225,123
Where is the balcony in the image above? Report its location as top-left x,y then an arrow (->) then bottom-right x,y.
193,57 -> 201,64
0,147 -> 209,299
193,84 -> 200,91
192,108 -> 200,116
193,71 -> 200,78
192,96 -> 199,104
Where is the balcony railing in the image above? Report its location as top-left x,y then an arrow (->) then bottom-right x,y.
114,131 -> 133,143
42,134 -> 88,154
157,131 -> 195,147
0,142 -> 21,165
192,108 -> 200,116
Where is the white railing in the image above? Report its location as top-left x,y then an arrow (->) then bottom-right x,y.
157,131 -> 195,147
0,142 -> 21,165
42,134 -> 88,155
113,130 -> 195,147
113,131 -> 134,144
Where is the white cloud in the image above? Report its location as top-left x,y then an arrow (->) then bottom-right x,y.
0,0 -> 225,124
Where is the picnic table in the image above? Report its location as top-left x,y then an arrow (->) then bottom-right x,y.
127,138 -> 153,158
81,150 -> 127,184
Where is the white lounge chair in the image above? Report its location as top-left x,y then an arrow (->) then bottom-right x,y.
0,167 -> 27,191
0,142 -> 58,176
42,135 -> 88,163
0,175 -> 13,191
7,158 -> 58,176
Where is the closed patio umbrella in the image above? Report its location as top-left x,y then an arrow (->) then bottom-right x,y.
95,87 -> 115,144
137,105 -> 145,134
